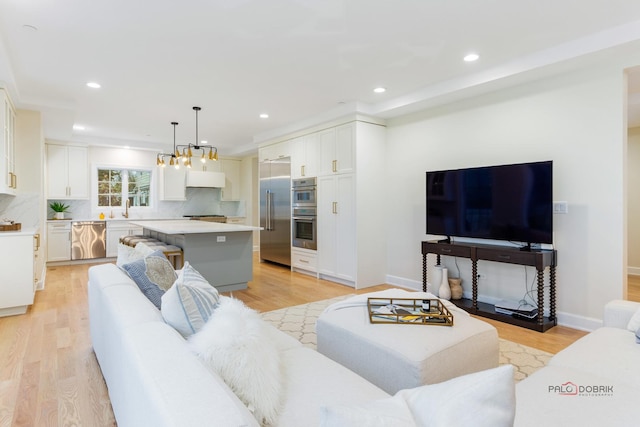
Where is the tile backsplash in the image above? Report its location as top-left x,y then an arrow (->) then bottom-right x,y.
0,192 -> 41,228
45,187 -> 246,221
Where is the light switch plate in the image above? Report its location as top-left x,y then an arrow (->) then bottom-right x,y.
217,235 -> 226,243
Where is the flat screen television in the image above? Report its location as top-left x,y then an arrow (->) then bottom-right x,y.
426,161 -> 553,245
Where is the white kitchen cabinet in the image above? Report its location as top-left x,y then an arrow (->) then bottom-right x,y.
0,230 -> 37,317
159,166 -> 186,201
47,221 -> 71,261
291,247 -> 318,275
317,174 -> 356,283
291,133 -> 319,179
106,222 -> 143,257
259,140 -> 290,162
46,144 -> 89,199
318,123 -> 354,176
0,89 -> 16,195
315,120 -> 387,288
220,159 -> 241,201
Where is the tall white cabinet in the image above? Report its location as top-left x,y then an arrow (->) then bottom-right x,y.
0,89 -> 16,195
0,230 -> 38,316
315,120 -> 386,288
46,143 -> 88,199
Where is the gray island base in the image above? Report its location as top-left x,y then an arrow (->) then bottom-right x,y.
129,220 -> 261,292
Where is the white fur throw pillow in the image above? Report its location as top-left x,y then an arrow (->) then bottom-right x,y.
188,297 -> 283,425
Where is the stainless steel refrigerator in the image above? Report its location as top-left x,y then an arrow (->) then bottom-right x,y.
259,156 -> 291,266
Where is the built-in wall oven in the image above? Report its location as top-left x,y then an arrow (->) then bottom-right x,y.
292,178 -> 317,250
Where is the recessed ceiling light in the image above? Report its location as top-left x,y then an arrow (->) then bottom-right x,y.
259,113 -> 269,119
201,140 -> 208,144
463,53 -> 479,62
86,82 -> 101,89
73,125 -> 85,131
373,87 -> 386,93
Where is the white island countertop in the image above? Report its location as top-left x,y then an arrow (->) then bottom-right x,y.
128,220 -> 261,235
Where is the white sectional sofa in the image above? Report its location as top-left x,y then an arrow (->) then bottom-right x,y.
88,263 -> 391,427
515,300 -> 640,427
91,260 -> 639,426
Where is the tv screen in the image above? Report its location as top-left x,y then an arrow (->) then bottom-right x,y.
426,161 -> 553,244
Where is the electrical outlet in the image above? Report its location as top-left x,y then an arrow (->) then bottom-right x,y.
217,235 -> 226,243
553,201 -> 568,214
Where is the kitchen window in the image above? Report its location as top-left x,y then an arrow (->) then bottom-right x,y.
97,168 -> 152,208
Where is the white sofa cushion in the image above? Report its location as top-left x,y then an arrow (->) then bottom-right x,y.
319,365 -> 515,427
515,365 -> 638,427
275,346 -> 390,427
548,327 -> 640,388
161,262 -> 220,337
188,297 -> 282,425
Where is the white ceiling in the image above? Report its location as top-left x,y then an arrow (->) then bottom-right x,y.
1,0 -> 640,155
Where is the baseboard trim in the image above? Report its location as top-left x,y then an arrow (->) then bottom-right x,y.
628,266 -> 640,276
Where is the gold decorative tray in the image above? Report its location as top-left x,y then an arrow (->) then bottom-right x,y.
367,297 -> 454,326
0,223 -> 21,231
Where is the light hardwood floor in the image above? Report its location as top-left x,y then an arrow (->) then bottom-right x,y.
1,257 -> 635,427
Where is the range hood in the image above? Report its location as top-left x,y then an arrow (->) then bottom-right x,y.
186,171 -> 225,188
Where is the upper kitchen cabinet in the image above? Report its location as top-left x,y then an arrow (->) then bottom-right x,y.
46,144 -> 89,199
318,124 -> 354,176
259,140 -> 290,162
291,133 -> 319,179
159,166 -> 186,201
220,158 -> 241,201
0,89 -> 17,195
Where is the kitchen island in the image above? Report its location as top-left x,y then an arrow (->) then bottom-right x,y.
129,220 -> 261,292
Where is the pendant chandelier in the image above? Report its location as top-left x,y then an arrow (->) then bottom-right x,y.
175,106 -> 218,168
156,106 -> 218,168
156,122 -> 181,168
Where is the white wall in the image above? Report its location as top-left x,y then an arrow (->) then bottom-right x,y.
384,66 -> 628,328
628,127 -> 640,273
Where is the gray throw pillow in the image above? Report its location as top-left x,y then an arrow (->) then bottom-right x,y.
122,250 -> 177,309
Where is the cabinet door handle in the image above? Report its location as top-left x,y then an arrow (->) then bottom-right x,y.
332,160 -> 337,173
332,202 -> 337,214
441,248 -> 452,253
13,173 -> 16,189
301,165 -> 305,176
498,255 -> 511,260
34,233 -> 40,251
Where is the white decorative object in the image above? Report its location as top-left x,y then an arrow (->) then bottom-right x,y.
188,297 -> 283,425
54,212 -> 64,220
431,265 -> 444,296
439,268 -> 451,300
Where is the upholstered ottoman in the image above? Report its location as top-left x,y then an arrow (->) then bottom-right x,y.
316,290 -> 499,394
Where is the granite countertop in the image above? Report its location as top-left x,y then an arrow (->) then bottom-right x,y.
128,219 -> 261,234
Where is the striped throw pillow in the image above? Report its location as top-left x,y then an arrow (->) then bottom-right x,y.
161,262 -> 220,337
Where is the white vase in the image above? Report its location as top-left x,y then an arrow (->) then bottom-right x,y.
431,265 -> 444,296
439,267 -> 451,300
54,212 -> 64,220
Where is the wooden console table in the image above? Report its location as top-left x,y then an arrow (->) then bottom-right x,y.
421,241 -> 557,332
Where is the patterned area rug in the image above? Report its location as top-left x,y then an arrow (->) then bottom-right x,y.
261,295 -> 552,382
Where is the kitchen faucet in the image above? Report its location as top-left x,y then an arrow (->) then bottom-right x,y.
123,199 -> 130,218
